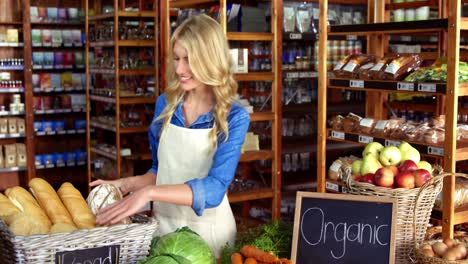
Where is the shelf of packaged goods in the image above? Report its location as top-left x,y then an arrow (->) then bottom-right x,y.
88,11 -> 155,21
239,150 -> 274,162
283,71 -> 317,79
32,67 -> 85,72
90,121 -> 148,134
34,109 -> 85,115
169,0 -> 217,8
462,18 -> 468,31
89,40 -> 155,47
90,94 -> 155,105
36,129 -> 88,136
0,133 -> 26,139
32,45 -> 83,50
228,187 -> 274,203
387,101 -> 437,113
235,72 -> 274,82
328,78 -> 446,94
36,162 -> 86,170
89,68 -> 155,75
0,66 -> 23,71
91,147 -> 116,160
0,111 -> 24,117
431,205 -> 468,225
30,22 -> 84,27
329,19 -> 448,36
326,128 -> 458,159
325,179 -> 347,193
250,112 -> 274,122
227,32 -> 274,41
33,87 -> 85,93
385,0 -> 438,10
0,166 -> 27,173
0,43 -> 23,47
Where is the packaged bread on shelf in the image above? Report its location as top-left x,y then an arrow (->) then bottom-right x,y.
359,118 -> 377,134
431,115 -> 445,128
0,192 -> 21,225
382,54 -> 423,80
340,54 -> 377,78
332,55 -> 353,77
328,159 -> 343,181
424,128 -> 445,144
58,182 -> 95,229
357,62 -> 376,80
329,115 -> 344,131
29,178 -> 76,227
405,122 -> 430,142
342,113 -> 363,133
369,57 -> 394,80
5,186 -> 51,235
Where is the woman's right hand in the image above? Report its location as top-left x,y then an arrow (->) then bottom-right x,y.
89,178 -> 132,195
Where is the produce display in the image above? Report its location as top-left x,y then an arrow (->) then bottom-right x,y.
344,141 -> 434,188
419,238 -> 467,261
138,227 -> 215,264
220,221 -> 292,264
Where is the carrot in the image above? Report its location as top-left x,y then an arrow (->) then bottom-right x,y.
280,258 -> 292,264
244,258 -> 258,264
231,252 -> 243,264
240,245 -> 279,263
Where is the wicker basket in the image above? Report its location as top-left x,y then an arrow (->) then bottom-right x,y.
345,170 -> 444,264
0,217 -> 158,264
413,173 -> 468,264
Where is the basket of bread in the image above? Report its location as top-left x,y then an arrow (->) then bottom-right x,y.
0,178 -> 158,264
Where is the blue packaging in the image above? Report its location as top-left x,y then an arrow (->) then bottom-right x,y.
74,120 -> 86,130
35,155 -> 43,166
55,121 -> 65,132
43,154 -> 56,166
43,121 -> 55,132
34,121 -> 43,132
55,152 -> 65,166
65,152 -> 76,165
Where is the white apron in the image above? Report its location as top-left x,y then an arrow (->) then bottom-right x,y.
153,123 -> 237,257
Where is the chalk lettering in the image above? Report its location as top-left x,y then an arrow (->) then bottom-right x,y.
300,207 -> 389,259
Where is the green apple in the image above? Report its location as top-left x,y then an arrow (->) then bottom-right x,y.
399,141 -> 412,154
401,146 -> 421,164
379,146 -> 402,166
360,154 -> 383,175
352,160 -> 363,176
418,160 -> 433,175
362,142 -> 384,158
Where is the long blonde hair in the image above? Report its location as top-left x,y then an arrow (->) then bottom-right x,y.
158,14 -> 238,148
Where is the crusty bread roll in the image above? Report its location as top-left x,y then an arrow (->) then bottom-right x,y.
50,222 -> 78,234
0,192 -> 21,225
9,212 -> 50,236
29,178 -> 75,227
57,182 -> 95,229
5,186 -> 51,234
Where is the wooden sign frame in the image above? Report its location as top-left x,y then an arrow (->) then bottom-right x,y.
291,192 -> 397,264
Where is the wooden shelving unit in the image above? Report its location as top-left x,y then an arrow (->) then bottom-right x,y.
162,0 -> 281,221
317,0 -> 467,239
85,0 -> 159,186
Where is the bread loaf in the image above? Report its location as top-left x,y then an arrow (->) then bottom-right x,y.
58,182 -> 95,229
50,222 -> 78,234
9,212 -> 50,236
29,178 -> 76,227
0,192 -> 21,225
5,186 -> 51,234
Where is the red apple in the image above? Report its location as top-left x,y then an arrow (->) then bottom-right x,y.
398,160 -> 419,174
361,173 -> 375,185
395,171 -> 415,188
374,167 -> 395,187
413,169 -> 432,187
387,165 -> 399,177
353,174 -> 362,182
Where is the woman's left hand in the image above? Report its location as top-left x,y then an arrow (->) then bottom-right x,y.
95,185 -> 153,226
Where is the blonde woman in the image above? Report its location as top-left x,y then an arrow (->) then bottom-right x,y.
91,14 -> 250,256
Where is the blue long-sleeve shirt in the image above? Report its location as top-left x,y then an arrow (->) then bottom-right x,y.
147,93 -> 250,216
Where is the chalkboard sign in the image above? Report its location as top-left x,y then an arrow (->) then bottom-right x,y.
291,192 -> 396,264
55,245 -> 120,264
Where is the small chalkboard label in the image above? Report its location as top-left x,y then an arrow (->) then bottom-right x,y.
55,245 -> 120,264
291,192 -> 396,264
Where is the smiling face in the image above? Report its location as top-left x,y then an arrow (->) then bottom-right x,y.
173,40 -> 205,92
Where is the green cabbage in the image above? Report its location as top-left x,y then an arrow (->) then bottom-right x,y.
139,227 -> 215,264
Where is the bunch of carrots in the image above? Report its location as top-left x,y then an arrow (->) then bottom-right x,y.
231,245 -> 292,264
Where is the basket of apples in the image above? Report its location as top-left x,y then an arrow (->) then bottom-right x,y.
346,141 -> 444,264
413,173 -> 468,264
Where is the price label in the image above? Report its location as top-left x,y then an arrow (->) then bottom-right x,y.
347,35 -> 358,40
331,130 -> 345,140
418,83 -> 436,93
326,181 -> 339,192
359,135 -> 374,144
286,72 -> 299,79
350,80 -> 364,88
299,71 -> 317,78
289,33 -> 302,40
385,139 -> 401,147
428,146 -> 444,156
397,82 -> 414,91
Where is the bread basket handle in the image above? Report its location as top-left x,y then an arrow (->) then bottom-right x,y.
412,172 -> 468,248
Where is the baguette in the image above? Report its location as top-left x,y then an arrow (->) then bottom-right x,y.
0,192 -> 21,225
5,186 -> 51,234
29,178 -> 76,227
57,182 -> 95,229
